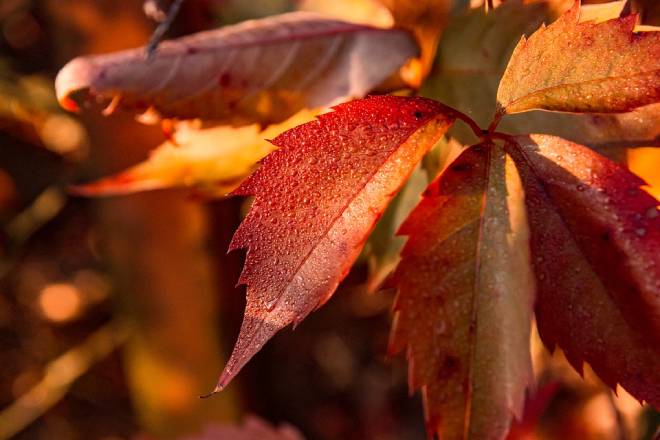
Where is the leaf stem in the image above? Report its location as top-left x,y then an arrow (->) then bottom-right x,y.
145,0 -> 186,60
446,107 -> 484,140
487,110 -> 504,134
487,131 -> 516,143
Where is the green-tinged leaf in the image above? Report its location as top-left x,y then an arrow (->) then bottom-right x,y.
389,143 -> 534,439
363,137 -> 462,293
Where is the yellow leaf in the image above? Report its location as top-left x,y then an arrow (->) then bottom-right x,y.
298,0 -> 394,27
72,110 -> 318,197
628,147 -> 660,200
380,0 -> 453,86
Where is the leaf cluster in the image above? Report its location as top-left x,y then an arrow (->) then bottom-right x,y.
54,1 -> 660,438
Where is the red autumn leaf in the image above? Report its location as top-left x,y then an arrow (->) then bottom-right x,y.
505,134 -> 660,406
211,95 -> 455,393
388,144 -> 535,439
55,12 -> 418,125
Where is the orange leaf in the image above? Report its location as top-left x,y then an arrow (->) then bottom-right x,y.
379,0 -> 452,85
70,110 -> 317,197
211,96 -> 455,393
506,134 -> 660,407
55,13 -> 418,125
497,2 -> 660,115
389,144 -> 535,439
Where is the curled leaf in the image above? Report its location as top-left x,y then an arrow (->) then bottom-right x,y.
497,2 -> 660,115
213,96 -> 455,393
55,12 -> 418,125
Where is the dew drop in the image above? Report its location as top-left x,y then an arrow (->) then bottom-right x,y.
265,297 -> 278,311
635,228 -> 646,237
435,320 -> 447,335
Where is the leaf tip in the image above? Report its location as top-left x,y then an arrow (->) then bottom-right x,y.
199,384 -> 224,399
55,56 -> 97,113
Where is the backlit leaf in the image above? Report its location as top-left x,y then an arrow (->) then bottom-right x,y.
212,96 -> 455,393
497,2 -> 660,115
55,12 -> 418,125
389,144 -> 534,439
298,0 -> 394,27
363,163 -> 428,293
70,110 -> 317,197
628,146 -> 660,199
506,134 -> 660,406
422,1 -> 660,160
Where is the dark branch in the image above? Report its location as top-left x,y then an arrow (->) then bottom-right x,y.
144,0 -> 185,60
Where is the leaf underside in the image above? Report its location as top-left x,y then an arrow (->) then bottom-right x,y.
214,95 -> 455,392
497,2 -> 660,114
389,144 -> 534,440
55,12 -> 418,126
506,134 -> 660,406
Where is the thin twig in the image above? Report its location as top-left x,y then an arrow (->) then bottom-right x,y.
446,107 -> 484,140
145,0 -> 185,60
0,187 -> 66,278
487,110 -> 504,134
0,321 -> 131,440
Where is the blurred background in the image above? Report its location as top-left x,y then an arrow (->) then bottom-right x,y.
0,0 -> 657,439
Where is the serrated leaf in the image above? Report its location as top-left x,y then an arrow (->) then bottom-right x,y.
497,2 -> 660,115
55,12 -> 418,125
506,134 -> 660,406
422,1 -> 660,158
212,96 -> 455,392
389,144 -> 534,439
421,0 -> 550,140
70,110 -> 317,197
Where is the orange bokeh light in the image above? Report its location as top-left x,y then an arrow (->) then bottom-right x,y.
38,283 -> 82,323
